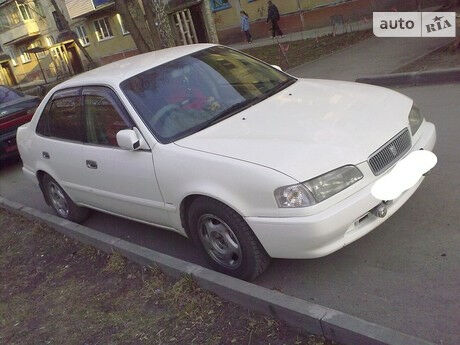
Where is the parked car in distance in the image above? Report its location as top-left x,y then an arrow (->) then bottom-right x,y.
0,86 -> 40,160
17,45 -> 436,280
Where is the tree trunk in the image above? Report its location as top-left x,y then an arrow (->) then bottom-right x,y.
48,0 -> 96,68
114,0 -> 151,54
141,0 -> 163,49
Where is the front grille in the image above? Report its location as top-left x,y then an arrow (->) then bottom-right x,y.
368,128 -> 411,175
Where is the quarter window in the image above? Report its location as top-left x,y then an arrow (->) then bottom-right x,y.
83,89 -> 129,146
94,17 -> 113,41
36,93 -> 85,142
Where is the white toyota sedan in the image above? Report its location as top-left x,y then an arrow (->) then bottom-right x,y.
17,44 -> 436,280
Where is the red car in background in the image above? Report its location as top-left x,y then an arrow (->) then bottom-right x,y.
0,86 -> 41,160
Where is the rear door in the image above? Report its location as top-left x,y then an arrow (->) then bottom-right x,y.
78,86 -> 169,226
34,88 -> 88,202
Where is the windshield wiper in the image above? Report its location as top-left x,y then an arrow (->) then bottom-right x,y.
202,100 -> 252,128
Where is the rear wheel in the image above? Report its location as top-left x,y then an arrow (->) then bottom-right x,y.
41,174 -> 89,223
188,197 -> 270,281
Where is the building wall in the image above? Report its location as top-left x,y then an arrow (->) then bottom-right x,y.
72,12 -> 138,66
212,0 -> 451,44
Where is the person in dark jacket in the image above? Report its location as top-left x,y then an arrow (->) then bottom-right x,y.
266,1 -> 283,38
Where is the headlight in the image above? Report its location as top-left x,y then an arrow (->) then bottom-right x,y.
274,165 -> 363,208
274,183 -> 316,208
409,105 -> 423,135
304,165 -> 363,203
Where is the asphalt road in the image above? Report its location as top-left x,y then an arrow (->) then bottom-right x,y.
1,83 -> 459,345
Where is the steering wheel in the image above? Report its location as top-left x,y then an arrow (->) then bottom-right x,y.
149,103 -> 182,128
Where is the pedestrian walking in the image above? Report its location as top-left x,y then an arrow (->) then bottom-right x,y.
240,10 -> 252,43
266,1 -> 283,39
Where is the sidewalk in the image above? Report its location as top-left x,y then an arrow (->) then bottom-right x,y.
287,36 -> 454,81
229,20 -> 372,51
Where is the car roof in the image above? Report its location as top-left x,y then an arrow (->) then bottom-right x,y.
58,43 -> 217,89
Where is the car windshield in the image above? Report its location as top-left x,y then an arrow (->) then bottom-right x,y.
121,46 -> 295,143
0,86 -> 22,105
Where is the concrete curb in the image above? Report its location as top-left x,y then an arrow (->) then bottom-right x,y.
356,68 -> 460,87
0,196 -> 434,345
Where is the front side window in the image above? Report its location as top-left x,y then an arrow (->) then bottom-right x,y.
83,88 -> 129,146
36,90 -> 85,142
94,17 -> 113,41
121,46 -> 295,143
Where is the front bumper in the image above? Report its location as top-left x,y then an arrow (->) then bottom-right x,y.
246,122 -> 436,259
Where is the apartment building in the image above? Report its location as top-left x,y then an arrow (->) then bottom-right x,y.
0,0 -> 84,86
64,0 -> 218,65
0,0 -> 219,86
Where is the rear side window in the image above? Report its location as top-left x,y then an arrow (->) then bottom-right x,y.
36,89 -> 85,142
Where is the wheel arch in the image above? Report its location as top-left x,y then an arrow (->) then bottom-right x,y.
179,193 -> 246,239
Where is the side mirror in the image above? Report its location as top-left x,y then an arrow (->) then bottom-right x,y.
116,129 -> 140,151
271,65 -> 282,71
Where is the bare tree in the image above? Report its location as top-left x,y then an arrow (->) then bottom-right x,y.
47,0 -> 96,68
141,0 -> 163,49
114,0 -> 151,53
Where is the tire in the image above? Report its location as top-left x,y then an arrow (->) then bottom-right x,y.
188,197 -> 270,281
41,174 -> 89,223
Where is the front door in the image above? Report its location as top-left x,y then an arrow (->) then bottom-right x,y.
77,86 -> 169,226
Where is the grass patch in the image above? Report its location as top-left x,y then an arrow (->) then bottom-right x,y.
0,208 -> 334,345
242,30 -> 373,69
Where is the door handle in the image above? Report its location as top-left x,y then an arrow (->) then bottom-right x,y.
86,160 -> 98,169
42,151 -> 50,159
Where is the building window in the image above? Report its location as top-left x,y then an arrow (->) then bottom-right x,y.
19,46 -> 31,64
76,25 -> 90,46
17,3 -> 32,21
9,49 -> 18,66
46,35 -> 55,47
210,0 -> 231,12
94,17 -> 113,41
52,11 -> 65,31
116,14 -> 129,35
31,41 -> 46,59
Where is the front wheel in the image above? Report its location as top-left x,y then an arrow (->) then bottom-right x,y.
188,197 -> 270,281
42,174 -> 89,223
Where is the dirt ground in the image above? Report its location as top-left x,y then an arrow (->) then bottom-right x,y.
395,44 -> 460,73
242,30 -> 373,69
0,208 -> 335,345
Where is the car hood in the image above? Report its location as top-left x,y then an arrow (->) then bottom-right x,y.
175,79 -> 413,181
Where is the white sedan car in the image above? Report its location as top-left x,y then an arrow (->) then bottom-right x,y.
17,44 -> 436,280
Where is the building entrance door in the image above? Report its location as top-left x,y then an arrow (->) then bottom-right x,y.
0,62 -> 17,86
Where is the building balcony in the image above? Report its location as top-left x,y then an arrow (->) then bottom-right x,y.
65,0 -> 114,19
0,20 -> 40,45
